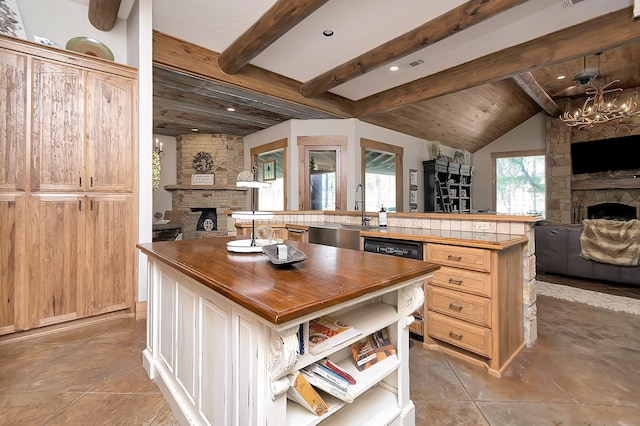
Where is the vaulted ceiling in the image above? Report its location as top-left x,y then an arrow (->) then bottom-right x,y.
149,0 -> 640,153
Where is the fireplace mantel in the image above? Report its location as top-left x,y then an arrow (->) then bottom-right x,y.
164,185 -> 248,192
571,175 -> 640,190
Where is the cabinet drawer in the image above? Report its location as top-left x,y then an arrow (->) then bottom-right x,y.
409,317 -> 423,336
429,266 -> 492,297
287,229 -> 306,242
427,311 -> 492,358
427,286 -> 491,327
426,244 -> 491,273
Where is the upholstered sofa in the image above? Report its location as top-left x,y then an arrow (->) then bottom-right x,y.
535,221 -> 640,286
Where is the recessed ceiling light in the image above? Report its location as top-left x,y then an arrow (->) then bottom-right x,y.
191,128 -> 198,132
322,29 -> 334,37
226,107 -> 236,112
389,65 -> 400,72
557,75 -> 566,80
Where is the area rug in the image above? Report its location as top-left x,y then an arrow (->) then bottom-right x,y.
536,280 -> 640,316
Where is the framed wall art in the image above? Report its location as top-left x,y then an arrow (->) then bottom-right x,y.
409,169 -> 418,188
410,189 -> 418,205
409,169 -> 418,211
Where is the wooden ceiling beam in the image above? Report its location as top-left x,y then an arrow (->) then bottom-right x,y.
355,7 -> 640,117
301,0 -> 528,98
218,0 -> 330,75
153,31 -> 354,119
88,0 -> 121,31
511,72 -> 561,117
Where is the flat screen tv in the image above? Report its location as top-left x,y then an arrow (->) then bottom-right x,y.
570,135 -> 640,174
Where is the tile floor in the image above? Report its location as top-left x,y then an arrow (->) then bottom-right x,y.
1,294 -> 638,425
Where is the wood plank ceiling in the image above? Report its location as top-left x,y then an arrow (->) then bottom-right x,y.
153,1 -> 640,153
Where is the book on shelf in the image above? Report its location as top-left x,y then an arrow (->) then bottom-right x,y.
308,315 -> 361,355
302,362 -> 350,391
349,327 -> 397,371
297,322 -> 309,355
301,369 -> 355,403
317,358 -> 356,385
286,371 -> 329,416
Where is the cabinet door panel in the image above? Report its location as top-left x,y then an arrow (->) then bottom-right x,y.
85,194 -> 133,315
28,195 -> 85,327
0,50 -> 26,191
0,195 -> 25,334
86,72 -> 135,192
31,60 -> 85,191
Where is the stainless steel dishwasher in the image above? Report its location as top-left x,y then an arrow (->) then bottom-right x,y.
362,236 -> 423,260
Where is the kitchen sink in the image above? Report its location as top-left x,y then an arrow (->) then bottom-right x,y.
307,224 -> 386,250
307,225 -> 362,250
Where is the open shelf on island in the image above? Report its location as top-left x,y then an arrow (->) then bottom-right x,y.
297,303 -> 398,367
286,385 -> 400,426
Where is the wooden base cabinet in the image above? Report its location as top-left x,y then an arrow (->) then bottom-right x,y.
27,194 -> 86,328
424,242 -> 525,377
26,194 -> 134,327
0,195 -> 26,335
144,259 -> 425,425
85,194 -> 135,315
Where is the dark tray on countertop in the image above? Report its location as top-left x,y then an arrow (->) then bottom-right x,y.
262,243 -> 307,265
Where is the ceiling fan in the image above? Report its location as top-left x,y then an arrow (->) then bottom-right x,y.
554,56 -> 599,97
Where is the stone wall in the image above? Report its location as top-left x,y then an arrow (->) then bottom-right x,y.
176,134 -> 244,186
546,88 -> 640,223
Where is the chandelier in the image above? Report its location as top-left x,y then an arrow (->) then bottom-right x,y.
560,79 -> 640,129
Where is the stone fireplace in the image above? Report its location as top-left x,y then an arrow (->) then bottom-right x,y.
165,134 -> 248,237
546,89 -> 640,224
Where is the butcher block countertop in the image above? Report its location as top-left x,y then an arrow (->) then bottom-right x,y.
137,237 -> 439,325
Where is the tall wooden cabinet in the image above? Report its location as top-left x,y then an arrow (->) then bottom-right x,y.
0,35 -> 138,335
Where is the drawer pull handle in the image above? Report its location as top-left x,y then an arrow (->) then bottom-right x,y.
447,254 -> 462,261
448,331 -> 463,340
448,278 -> 463,285
448,303 -> 463,311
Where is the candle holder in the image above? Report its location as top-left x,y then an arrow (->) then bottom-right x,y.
154,138 -> 165,158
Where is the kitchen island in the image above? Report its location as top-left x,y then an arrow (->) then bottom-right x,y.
137,237 -> 439,425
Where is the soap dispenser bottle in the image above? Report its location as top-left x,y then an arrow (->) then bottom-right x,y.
379,205 -> 387,227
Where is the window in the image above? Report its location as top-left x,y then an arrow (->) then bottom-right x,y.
361,139 -> 403,212
492,150 -> 545,216
298,136 -> 347,211
251,139 -> 287,210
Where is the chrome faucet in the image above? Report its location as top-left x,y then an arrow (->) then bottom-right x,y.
355,184 -> 370,226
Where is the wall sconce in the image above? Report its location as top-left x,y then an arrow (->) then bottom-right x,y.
154,138 -> 165,158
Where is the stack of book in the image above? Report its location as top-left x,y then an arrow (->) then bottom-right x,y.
287,359 -> 356,415
287,317 -> 397,416
301,359 -> 356,403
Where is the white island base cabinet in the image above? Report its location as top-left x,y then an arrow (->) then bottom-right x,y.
143,260 -> 427,425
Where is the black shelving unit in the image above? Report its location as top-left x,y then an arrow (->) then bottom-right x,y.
423,159 -> 473,213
